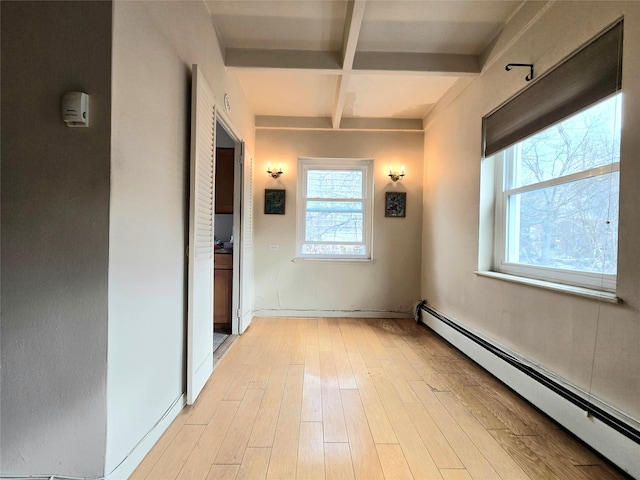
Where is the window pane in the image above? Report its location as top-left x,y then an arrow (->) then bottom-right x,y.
307,170 -> 363,198
301,244 -> 366,256
305,207 -> 363,242
511,95 -> 621,189
506,171 -> 618,274
306,200 -> 363,213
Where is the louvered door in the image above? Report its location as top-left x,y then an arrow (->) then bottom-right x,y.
187,65 -> 216,405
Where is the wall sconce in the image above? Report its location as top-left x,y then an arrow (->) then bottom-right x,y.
388,165 -> 405,182
267,162 -> 283,179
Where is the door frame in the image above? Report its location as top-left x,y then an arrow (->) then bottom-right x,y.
215,111 -> 244,335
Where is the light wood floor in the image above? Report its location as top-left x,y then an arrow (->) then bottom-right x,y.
131,317 -> 628,480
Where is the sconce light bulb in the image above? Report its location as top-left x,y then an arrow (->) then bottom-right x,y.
401,165 -> 405,174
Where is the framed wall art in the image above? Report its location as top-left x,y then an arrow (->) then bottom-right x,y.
385,192 -> 406,217
264,189 -> 286,215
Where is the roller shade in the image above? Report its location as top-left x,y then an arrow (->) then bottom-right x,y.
483,21 -> 623,157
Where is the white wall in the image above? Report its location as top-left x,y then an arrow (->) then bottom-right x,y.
422,0 -> 640,435
254,130 -> 423,317
107,0 -> 255,473
0,1 -> 112,476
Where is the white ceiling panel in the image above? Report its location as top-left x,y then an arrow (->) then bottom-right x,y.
235,70 -> 339,117
357,1 -> 523,54
206,0 -> 348,51
344,74 -> 458,118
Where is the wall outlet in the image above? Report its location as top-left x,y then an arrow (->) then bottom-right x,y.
269,244 -> 279,251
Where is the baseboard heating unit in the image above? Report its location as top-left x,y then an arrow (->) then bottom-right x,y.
418,303 -> 640,478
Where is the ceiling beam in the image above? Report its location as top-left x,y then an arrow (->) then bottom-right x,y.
332,0 -> 367,129
353,52 -> 480,75
225,49 -> 480,77
255,116 -> 334,130
225,48 -> 342,72
256,115 -> 424,132
332,75 -> 351,130
342,0 -> 367,69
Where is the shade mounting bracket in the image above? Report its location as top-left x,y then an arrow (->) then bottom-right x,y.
505,63 -> 534,81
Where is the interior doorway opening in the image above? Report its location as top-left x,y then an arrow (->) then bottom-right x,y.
213,122 -> 236,351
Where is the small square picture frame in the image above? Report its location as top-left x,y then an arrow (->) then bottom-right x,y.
264,189 -> 286,215
385,192 -> 406,217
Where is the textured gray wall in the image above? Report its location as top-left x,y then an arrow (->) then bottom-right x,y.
1,1 -> 112,476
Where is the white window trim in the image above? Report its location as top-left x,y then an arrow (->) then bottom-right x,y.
296,157 -> 374,260
492,148 -> 619,293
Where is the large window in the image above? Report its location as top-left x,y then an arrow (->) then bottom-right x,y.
483,21 -> 623,292
493,95 -> 621,291
297,158 -> 373,259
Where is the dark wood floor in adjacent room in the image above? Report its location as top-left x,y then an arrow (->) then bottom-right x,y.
131,317 -> 628,479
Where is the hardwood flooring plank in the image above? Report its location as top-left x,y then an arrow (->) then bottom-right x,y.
147,424 -> 205,480
435,391 -> 530,480
467,385 -> 536,435
338,318 -> 360,354
349,352 -> 397,444
439,469 -> 474,480
376,444 -> 414,480
379,362 -> 421,404
576,464 -> 630,480
237,447 -> 271,480
408,381 -> 500,480
206,464 -> 240,480
306,318 -> 320,347
177,401 -> 241,479
324,442 -> 355,480
318,317 -> 333,352
224,362 -> 259,401
186,375 -> 236,425
340,389 -> 385,480
373,372 -> 442,479
320,351 -> 349,443
331,331 -> 358,389
520,434 -> 591,480
215,388 -> 265,464
266,364 -> 305,480
404,402 -> 464,469
249,360 -> 274,390
370,320 -> 402,347
411,362 -> 450,393
546,426 -> 605,466
385,346 -> 423,381
248,359 -> 289,448
438,374 -> 506,431
302,344 -> 323,422
297,422 -> 325,480
361,321 -> 391,361
488,428 -> 561,480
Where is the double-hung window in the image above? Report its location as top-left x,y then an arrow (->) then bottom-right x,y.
484,21 -> 623,292
297,158 -> 373,259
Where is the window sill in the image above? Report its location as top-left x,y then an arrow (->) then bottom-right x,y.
292,257 -> 376,265
474,271 -> 621,304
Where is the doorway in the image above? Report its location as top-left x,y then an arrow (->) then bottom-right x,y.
213,122 -> 236,351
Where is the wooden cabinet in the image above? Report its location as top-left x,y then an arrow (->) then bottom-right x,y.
214,253 -> 233,334
215,148 -> 234,214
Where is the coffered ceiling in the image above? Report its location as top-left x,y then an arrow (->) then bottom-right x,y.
205,0 -> 525,131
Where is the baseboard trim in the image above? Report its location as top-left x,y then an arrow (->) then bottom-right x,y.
419,304 -> 640,478
253,309 -> 412,319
